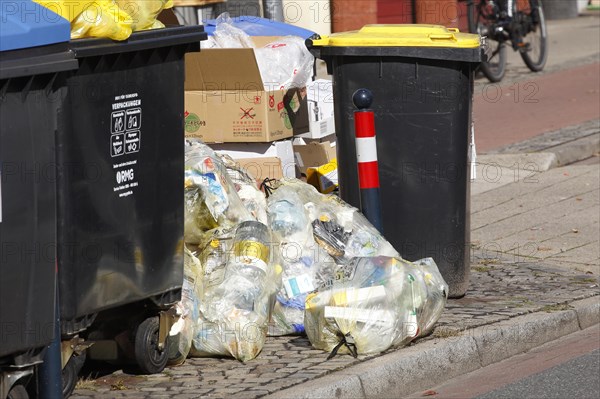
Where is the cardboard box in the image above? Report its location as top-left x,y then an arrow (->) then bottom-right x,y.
184,37 -> 309,143
210,139 -> 296,179
296,79 -> 335,139
293,140 -> 336,175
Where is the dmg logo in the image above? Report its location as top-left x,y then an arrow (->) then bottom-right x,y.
116,169 -> 134,184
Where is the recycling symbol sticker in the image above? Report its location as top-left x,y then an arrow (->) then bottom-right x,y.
111,134 -> 125,157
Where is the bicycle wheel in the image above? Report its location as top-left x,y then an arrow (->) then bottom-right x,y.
519,0 -> 548,72
467,0 -> 507,82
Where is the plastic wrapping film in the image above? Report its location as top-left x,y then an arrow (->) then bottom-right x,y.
304,257 -> 448,357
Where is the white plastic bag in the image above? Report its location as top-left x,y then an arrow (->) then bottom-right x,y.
255,36 -> 314,89
211,12 -> 254,48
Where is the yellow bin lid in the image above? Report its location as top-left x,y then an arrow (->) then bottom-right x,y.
312,24 -> 481,48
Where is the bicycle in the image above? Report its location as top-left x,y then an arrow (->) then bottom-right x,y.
465,0 -> 548,82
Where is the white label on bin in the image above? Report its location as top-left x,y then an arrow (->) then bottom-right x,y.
125,131 -> 141,154
126,108 -> 142,131
111,93 -> 142,198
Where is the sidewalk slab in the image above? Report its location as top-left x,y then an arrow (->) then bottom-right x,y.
471,153 -> 557,195
476,153 -> 558,171
471,164 -> 600,274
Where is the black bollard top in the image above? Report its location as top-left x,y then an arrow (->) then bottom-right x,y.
352,88 -> 373,110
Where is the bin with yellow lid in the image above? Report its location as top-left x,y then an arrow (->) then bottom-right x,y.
308,24 -> 486,298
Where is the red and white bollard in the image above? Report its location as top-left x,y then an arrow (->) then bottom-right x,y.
353,88 -> 383,233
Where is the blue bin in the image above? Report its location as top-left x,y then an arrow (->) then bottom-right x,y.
0,0 -> 71,51
203,15 -> 317,39
0,1 -> 76,396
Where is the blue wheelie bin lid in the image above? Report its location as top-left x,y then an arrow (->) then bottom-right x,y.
203,16 -> 316,39
0,0 -> 71,52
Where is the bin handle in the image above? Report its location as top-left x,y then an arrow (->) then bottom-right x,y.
429,33 -> 457,41
308,35 -> 329,47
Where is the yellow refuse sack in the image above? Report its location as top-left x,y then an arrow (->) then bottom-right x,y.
115,0 -> 173,31
34,1 -> 172,41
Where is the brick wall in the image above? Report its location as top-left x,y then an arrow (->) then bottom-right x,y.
377,0 -> 414,23
331,0 -> 378,32
331,0 -> 472,33
415,0 -> 460,27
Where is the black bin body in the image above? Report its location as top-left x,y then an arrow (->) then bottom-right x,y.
0,44 -> 77,362
315,32 -> 485,298
57,27 -> 205,334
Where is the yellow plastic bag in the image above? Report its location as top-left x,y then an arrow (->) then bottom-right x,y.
115,0 -> 173,31
71,1 -> 133,40
35,1 -> 133,40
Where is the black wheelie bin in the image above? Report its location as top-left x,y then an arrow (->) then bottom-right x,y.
309,25 -> 486,298
54,25 -> 206,387
0,2 -> 77,397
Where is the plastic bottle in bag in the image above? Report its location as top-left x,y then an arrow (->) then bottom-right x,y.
192,221 -> 280,361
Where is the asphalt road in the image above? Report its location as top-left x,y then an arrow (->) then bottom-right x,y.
405,324 -> 600,399
476,349 -> 600,399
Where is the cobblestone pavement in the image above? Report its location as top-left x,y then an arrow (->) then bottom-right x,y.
71,251 -> 600,399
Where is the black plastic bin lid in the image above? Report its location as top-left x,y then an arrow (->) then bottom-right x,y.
68,25 -> 207,58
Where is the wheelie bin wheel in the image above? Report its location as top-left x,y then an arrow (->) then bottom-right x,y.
62,351 -> 87,398
7,384 -> 29,399
134,316 -> 168,374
